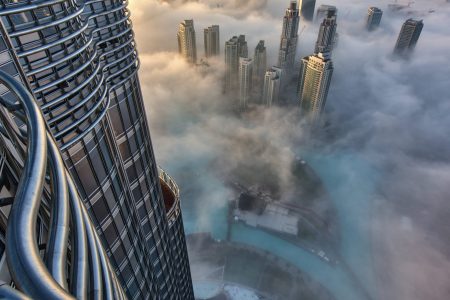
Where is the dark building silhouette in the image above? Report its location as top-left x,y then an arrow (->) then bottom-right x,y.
300,0 -> 316,22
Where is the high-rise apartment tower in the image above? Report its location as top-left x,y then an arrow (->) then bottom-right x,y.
253,41 -> 267,95
315,5 -> 337,23
239,58 -> 254,109
178,20 -> 197,64
297,52 -> 334,122
204,25 -> 220,58
366,7 -> 383,31
315,11 -> 337,55
225,35 -> 248,94
263,67 -> 283,107
278,1 -> 300,73
394,19 -> 424,56
0,1 -> 194,299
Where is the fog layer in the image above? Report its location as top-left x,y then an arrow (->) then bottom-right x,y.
130,1 -> 450,299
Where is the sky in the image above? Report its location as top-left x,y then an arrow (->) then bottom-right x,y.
129,1 -> 450,299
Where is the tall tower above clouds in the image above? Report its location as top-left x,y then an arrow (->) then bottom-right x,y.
204,25 -> 220,58
297,52 -> 334,123
394,19 -> 424,57
178,19 -> 197,64
277,1 -> 300,73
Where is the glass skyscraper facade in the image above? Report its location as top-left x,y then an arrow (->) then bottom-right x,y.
366,7 -> 383,31
204,25 -> 220,58
314,11 -> 337,55
177,19 -> 197,64
0,1 -> 193,299
394,19 -> 424,56
297,52 -> 334,122
278,1 -> 300,73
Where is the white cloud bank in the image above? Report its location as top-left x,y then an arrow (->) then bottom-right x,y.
130,1 -> 450,299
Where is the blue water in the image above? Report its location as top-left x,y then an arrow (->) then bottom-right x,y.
304,152 -> 378,299
183,151 -> 378,300
231,223 -> 363,300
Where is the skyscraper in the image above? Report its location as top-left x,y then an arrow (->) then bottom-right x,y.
366,7 -> 383,31
394,19 -> 424,56
297,52 -> 334,122
178,20 -> 197,64
278,1 -> 300,73
204,25 -> 220,58
300,0 -> 316,22
315,5 -> 337,23
0,53 -> 126,299
237,35 -> 249,58
262,67 -> 283,107
0,1 -> 194,299
315,11 -> 337,55
253,41 -> 267,95
239,58 -> 254,109
225,35 -> 248,94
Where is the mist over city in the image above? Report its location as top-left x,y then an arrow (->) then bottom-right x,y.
127,1 -> 450,299
0,0 -> 449,299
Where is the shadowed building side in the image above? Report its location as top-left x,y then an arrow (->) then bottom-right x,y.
204,25 -> 220,58
315,11 -> 337,55
300,0 -> 316,22
253,40 -> 267,99
239,57 -> 253,110
262,67 -> 283,107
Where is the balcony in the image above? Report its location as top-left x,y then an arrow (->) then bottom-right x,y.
158,168 -> 181,226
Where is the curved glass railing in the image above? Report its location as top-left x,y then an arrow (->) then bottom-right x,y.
0,71 -> 126,299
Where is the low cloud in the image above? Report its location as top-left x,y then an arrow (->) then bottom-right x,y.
131,1 -> 450,299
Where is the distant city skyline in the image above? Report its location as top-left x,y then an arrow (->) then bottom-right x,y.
134,1 -> 448,300
172,1 -> 423,118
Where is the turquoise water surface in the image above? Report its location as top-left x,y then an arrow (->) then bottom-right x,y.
182,151 -> 378,300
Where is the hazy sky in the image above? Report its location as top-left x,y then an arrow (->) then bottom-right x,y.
130,1 -> 450,299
